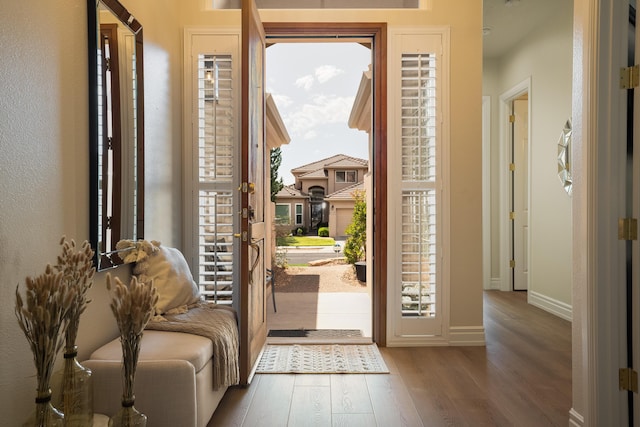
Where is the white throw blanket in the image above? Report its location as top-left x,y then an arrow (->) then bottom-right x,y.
145,302 -> 239,390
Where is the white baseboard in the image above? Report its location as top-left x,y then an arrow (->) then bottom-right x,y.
489,278 -> 501,290
528,290 -> 572,321
569,408 -> 584,426
449,326 -> 486,346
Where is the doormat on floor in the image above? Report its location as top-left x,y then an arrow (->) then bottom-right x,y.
255,344 -> 389,374
267,329 -> 362,338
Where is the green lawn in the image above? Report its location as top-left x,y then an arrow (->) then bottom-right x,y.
276,236 -> 336,247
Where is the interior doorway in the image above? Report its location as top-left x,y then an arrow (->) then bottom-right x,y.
265,40 -> 373,342
510,93 -> 529,291
499,78 -> 531,292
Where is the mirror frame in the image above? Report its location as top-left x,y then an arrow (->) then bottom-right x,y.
88,0 -> 145,270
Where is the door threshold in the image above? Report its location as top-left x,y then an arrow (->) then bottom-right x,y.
266,336 -> 373,345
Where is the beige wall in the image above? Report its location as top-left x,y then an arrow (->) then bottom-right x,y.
0,0 -> 181,423
483,0 -> 573,313
0,1 -> 482,423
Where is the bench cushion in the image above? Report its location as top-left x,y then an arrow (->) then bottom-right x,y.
90,330 -> 213,373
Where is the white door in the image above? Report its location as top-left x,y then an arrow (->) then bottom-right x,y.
512,96 -> 529,291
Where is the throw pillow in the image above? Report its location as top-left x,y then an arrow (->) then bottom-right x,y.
134,243 -> 200,314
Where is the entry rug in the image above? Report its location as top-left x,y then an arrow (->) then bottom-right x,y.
256,344 -> 389,374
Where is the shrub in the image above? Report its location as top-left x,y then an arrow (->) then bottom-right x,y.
344,190 -> 366,264
318,227 -> 329,237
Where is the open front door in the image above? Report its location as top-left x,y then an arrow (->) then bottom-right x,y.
239,0 -> 267,385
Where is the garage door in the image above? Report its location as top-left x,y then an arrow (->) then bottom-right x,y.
336,208 -> 353,237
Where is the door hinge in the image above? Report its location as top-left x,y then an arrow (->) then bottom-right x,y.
619,368 -> 638,392
509,114 -> 515,123
509,163 -> 515,171
510,259 -> 515,269
239,182 -> 256,194
620,65 -> 640,89
509,211 -> 515,220
618,218 -> 638,241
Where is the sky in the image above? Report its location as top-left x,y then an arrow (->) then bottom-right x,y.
265,43 -> 372,185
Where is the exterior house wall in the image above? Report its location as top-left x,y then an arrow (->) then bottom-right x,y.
299,178 -> 327,194
326,166 -> 368,193
275,197 -> 309,234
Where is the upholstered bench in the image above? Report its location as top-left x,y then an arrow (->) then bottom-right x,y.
85,330 -> 228,427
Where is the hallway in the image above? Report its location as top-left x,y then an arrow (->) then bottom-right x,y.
209,291 -> 571,426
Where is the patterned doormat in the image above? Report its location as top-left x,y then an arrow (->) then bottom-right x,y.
255,344 -> 389,374
267,329 -> 362,338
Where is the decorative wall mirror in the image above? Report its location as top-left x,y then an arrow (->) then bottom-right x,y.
88,0 -> 144,270
557,119 -> 572,196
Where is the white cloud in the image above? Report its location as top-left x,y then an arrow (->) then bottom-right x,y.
303,130 -> 318,140
284,94 -> 356,139
294,75 -> 314,90
315,65 -> 343,84
271,93 -> 294,108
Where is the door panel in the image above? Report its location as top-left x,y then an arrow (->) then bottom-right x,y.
513,97 -> 529,291
240,0 -> 267,385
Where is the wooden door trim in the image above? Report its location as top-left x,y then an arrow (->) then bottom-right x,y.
263,22 -> 388,346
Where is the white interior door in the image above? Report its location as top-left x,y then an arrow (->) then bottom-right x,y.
512,96 -> 529,291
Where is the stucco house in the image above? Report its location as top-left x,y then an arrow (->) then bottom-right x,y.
274,155 -> 368,237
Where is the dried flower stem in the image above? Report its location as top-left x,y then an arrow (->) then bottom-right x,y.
107,275 -> 158,402
15,266 -> 77,395
54,237 -> 95,350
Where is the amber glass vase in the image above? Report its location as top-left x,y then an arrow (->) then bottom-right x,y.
52,346 -> 93,426
22,388 -> 64,427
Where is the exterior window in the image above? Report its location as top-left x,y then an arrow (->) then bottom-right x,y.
336,170 -> 357,183
276,204 -> 291,225
196,53 -> 235,305
295,204 -> 303,225
400,52 -> 438,318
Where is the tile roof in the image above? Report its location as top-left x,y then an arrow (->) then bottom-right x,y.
291,154 -> 368,175
325,181 -> 365,200
275,184 -> 307,198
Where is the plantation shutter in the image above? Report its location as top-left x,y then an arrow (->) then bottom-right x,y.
393,33 -> 445,339
196,54 -> 236,305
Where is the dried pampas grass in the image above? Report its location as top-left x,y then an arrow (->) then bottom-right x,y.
15,265 -> 77,394
107,274 -> 158,402
55,237 -> 95,349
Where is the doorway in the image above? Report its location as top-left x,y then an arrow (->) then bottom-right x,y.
264,40 -> 373,342
262,23 -> 387,347
499,78 -> 531,293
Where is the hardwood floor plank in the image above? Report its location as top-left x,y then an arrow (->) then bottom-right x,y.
207,375 -> 262,427
331,413 -> 377,427
207,291 -> 572,426
330,374 -> 374,414
295,374 -> 331,387
366,373 -> 424,426
288,385 -> 332,426
241,374 -> 295,426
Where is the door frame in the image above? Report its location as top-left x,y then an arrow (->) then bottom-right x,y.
498,77 -> 531,292
262,22 -> 388,345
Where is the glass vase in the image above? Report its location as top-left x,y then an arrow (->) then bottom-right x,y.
52,346 -> 93,427
22,388 -> 64,427
108,397 -> 147,427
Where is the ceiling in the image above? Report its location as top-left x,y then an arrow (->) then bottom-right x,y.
483,0 -> 570,59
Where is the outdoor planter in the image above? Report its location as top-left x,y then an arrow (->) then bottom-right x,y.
355,261 -> 366,282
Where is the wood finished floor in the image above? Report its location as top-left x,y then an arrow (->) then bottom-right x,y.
208,291 -> 572,426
